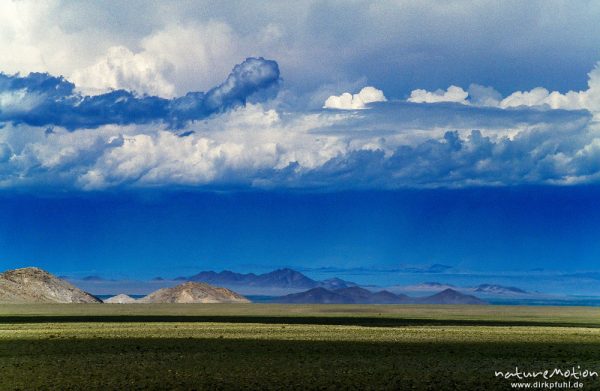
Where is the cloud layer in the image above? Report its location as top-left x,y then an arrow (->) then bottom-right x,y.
0,86 -> 597,191
1,49 -> 600,191
0,57 -> 279,130
406,62 -> 600,115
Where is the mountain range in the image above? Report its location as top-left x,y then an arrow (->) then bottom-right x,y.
395,282 -> 530,296
177,268 -> 358,290
273,286 -> 486,305
0,267 -> 500,305
177,268 -> 527,298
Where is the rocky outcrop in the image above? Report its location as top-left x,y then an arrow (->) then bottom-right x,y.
0,267 -> 101,303
103,294 -> 137,303
138,282 -> 250,303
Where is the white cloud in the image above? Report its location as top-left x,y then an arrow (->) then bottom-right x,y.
408,85 -> 468,104
0,104 -> 356,189
70,46 -> 176,97
403,62 -> 600,117
498,64 -> 600,112
70,22 -> 245,97
323,86 -> 387,109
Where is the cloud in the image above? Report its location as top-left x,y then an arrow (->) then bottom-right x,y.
295,124 -> 595,188
405,62 -> 600,115
323,86 -> 386,109
500,61 -> 600,112
0,94 -> 598,191
1,54 -> 599,192
2,50 -> 600,192
70,46 -> 176,97
0,57 -> 280,130
4,1 -> 600,102
467,84 -> 502,107
408,86 -> 469,104
70,22 -> 242,97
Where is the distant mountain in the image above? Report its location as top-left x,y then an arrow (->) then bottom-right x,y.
371,290 -> 412,304
335,287 -> 413,304
416,289 -> 486,305
333,287 -> 373,302
394,282 -> 530,298
179,268 -> 357,290
104,294 -> 137,303
253,268 -> 317,288
0,267 -> 101,303
272,287 -> 350,304
273,287 -> 486,305
138,282 -> 250,303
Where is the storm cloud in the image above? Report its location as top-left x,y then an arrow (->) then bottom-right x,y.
0,57 -> 280,130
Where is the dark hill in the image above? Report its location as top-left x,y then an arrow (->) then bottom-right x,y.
272,287 -> 351,304
416,288 -> 486,305
273,287 -> 486,305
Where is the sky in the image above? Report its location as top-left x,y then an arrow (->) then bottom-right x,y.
2,1 -> 600,294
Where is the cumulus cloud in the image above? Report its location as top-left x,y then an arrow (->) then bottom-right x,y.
408,86 -> 469,104
323,86 -> 386,109
406,82 -> 591,111
70,46 -> 176,97
406,63 -> 600,115
70,22 -> 244,97
0,57 -> 280,130
498,63 -> 600,112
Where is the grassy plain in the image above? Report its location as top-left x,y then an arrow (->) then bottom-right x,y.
1,304 -> 600,390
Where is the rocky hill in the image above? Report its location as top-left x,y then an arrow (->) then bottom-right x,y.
138,282 -> 250,303
103,294 -> 137,303
0,267 -> 101,303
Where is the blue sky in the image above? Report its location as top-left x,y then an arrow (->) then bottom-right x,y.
2,1 -> 600,293
3,188 -> 600,294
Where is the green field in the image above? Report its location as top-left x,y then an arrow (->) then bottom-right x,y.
2,304 -> 600,390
